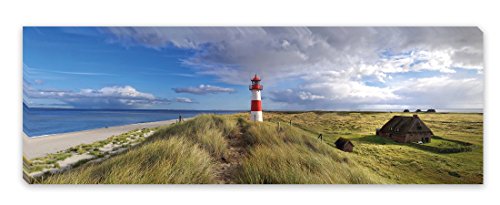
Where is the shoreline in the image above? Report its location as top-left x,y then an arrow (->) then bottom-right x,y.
23,118 -> 187,159
27,119 -> 179,139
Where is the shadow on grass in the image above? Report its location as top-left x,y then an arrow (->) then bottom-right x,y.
356,135 -> 396,145
355,135 -> 474,154
432,136 -> 473,146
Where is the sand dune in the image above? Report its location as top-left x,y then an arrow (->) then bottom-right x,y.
23,119 -> 181,159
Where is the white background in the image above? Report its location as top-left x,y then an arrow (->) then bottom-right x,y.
0,0 -> 498,204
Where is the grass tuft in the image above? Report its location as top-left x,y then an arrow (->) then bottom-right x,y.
39,114 -> 235,184
235,120 -> 384,184
36,112 -> 482,184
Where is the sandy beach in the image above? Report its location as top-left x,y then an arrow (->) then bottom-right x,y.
23,119 -> 182,159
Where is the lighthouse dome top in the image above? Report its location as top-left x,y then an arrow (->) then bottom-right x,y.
251,74 -> 261,81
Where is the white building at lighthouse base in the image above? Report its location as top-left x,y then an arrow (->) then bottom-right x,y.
250,111 -> 263,122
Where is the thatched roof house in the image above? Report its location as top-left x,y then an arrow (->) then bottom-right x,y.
335,137 -> 354,152
377,115 -> 433,143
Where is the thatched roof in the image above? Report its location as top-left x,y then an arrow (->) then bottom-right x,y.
379,115 -> 433,135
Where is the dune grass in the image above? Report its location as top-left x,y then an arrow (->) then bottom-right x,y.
25,128 -> 156,175
41,137 -> 215,184
265,111 -> 483,184
39,114 -> 235,184
38,114 -> 385,184
148,114 -> 236,159
37,112 -> 482,184
235,119 -> 385,183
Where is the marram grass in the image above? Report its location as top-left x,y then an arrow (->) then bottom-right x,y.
40,115 -> 232,184
37,112 -> 482,184
42,137 -> 215,184
235,120 -> 385,184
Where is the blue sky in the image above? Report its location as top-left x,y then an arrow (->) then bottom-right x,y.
23,27 -> 246,109
23,27 -> 484,110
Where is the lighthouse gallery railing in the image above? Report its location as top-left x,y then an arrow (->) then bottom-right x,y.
249,85 -> 263,90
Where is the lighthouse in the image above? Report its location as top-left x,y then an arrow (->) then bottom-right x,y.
249,74 -> 263,122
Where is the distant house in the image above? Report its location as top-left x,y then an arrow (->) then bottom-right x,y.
335,137 -> 354,152
377,115 -> 433,143
403,109 -> 410,112
427,109 -> 436,113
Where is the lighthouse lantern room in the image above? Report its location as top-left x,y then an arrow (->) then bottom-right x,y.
249,74 -> 263,122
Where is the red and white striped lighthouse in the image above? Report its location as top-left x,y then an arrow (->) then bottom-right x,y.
249,74 -> 263,122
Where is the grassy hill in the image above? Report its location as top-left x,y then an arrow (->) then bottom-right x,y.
265,111 -> 483,184
37,112 -> 482,184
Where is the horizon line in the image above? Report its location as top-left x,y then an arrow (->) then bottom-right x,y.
23,106 -> 483,113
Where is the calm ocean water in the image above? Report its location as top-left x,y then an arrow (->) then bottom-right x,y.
23,104 -> 241,137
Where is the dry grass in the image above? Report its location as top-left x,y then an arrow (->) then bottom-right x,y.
37,111 -> 482,184
224,115 -> 386,183
235,119 -> 385,184
264,111 -> 483,184
41,137 -> 215,184
39,114 -> 234,184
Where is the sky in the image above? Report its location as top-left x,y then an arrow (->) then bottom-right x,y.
23,27 -> 484,111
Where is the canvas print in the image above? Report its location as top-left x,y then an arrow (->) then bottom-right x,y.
22,27 -> 483,184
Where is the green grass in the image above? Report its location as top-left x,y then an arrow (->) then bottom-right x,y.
235,119 -> 385,183
41,137 -> 215,184
411,136 -> 474,154
148,114 -> 236,159
265,111 -> 483,184
38,115 -> 234,184
36,112 -> 483,184
25,128 -> 156,175
25,152 -> 73,173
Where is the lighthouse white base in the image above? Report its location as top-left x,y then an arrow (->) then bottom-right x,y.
250,111 -> 263,122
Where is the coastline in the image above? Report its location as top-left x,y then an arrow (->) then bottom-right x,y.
23,118 -> 186,159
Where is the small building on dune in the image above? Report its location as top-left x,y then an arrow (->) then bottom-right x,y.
335,137 -> 354,152
377,115 -> 433,143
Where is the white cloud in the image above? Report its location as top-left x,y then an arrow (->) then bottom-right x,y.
24,85 -> 169,108
392,76 -> 483,109
298,91 -> 325,101
271,79 -> 400,108
172,84 -> 235,95
105,27 -> 483,83
271,75 -> 483,110
175,97 -> 196,103
96,86 -> 155,99
24,64 -> 115,76
104,27 -> 483,110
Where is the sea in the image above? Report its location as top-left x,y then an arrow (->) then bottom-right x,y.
23,104 -> 241,137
